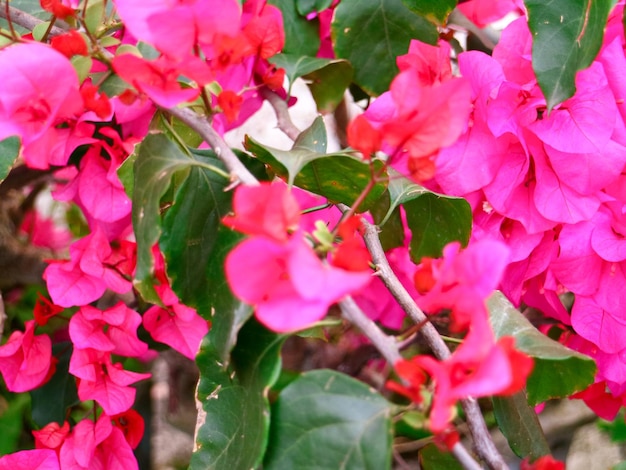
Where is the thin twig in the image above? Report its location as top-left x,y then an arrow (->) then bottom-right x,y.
452,442 -> 484,470
0,292 -> 5,339
165,106 -> 260,186
261,88 -> 301,141
0,1 -> 69,37
360,218 -> 507,470
361,220 -> 450,359
339,296 -> 402,365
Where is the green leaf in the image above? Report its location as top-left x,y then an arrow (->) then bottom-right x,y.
402,0 -> 457,24
304,60 -> 353,113
488,291 -> 597,405
0,136 -> 20,184
160,150 -> 231,314
30,343 -> 79,427
370,191 -> 405,251
84,0 -> 105,35
492,391 -> 550,459
384,173 -> 471,262
268,0 -> 320,56
245,117 -> 387,211
269,54 -> 354,110
419,443 -> 463,470
525,0 -> 613,110
132,134 -> 220,302
117,151 -> 137,199
264,369 -> 393,470
0,393 -> 29,454
332,0 -> 438,96
191,320 -> 285,470
296,0 -> 333,16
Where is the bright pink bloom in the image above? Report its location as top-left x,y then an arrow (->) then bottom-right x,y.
0,320 -> 53,392
70,303 -> 148,357
20,210 -> 72,252
571,381 -> 623,421
34,294 -> 65,327
111,409 -> 145,449
59,415 -> 138,470
143,285 -> 209,360
414,240 -> 510,332
0,449 -> 59,470
0,42 -> 91,169
226,234 -> 371,332
222,182 -> 301,242
457,0 -> 521,27
69,348 -> 150,416
43,227 -> 133,307
113,0 -> 241,58
389,325 -> 532,433
113,53 -> 212,108
33,421 -> 70,451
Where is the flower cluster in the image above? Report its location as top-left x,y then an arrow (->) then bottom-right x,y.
224,182 -> 371,332
387,240 -> 533,432
431,9 -> 626,415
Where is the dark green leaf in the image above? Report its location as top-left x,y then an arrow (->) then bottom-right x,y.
269,55 -> 354,110
304,60 -> 353,113
197,226 -> 252,363
385,173 -> 471,262
117,151 -> 137,199
488,292 -> 597,405
268,0 -> 320,56
0,136 -> 20,184
525,0 -> 613,110
332,0 -> 438,95
160,151 -> 231,314
191,320 -> 285,470
369,191 -> 405,251
0,394 -> 29,454
30,343 -> 78,427
264,369 -> 393,470
402,0 -> 457,24
270,54 -> 337,86
245,118 -> 387,211
419,443 -> 463,470
296,0 -> 333,16
132,134 -> 223,302
492,391 -> 550,459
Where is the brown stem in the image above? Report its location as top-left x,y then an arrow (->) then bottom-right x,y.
261,88 -> 301,141
0,1 -> 69,37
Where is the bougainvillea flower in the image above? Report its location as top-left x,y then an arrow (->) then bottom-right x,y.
113,53 -> 212,108
33,294 -> 65,327
0,42 -> 86,169
226,233 -> 371,332
571,381 -> 624,421
41,0 -> 75,19
396,40 -> 453,86
113,0 -> 241,58
0,449 -> 59,470
222,182 -> 301,242
0,320 -> 53,392
242,2 -> 284,59
33,421 -> 70,451
520,455 -> 565,470
457,0 -> 521,28
143,285 -> 209,360
390,326 -> 532,433
69,348 -> 150,416
50,30 -> 88,58
331,216 -> 371,272
347,114 -> 381,159
414,239 -> 510,332
111,409 -> 145,449
20,210 -> 72,252
59,415 -> 138,470
44,227 -> 133,307
70,303 -> 148,357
